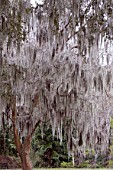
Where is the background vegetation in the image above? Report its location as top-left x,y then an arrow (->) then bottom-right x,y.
0,118 -> 113,168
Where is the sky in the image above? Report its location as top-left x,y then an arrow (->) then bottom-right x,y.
30,0 -> 43,6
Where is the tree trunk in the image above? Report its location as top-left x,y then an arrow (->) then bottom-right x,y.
20,136 -> 32,170
12,102 -> 32,170
12,102 -> 40,170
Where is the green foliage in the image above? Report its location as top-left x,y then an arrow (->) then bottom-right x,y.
0,125 -> 17,156
78,160 -> 91,168
108,160 -> 113,168
85,149 -> 95,156
31,124 -> 69,168
110,118 -> 113,128
60,161 -> 73,168
108,119 -> 113,168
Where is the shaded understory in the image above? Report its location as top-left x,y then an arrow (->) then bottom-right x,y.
1,121 -> 113,169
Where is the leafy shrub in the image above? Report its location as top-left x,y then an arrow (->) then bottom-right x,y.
107,160 -> 113,167
60,161 -> 73,168
31,124 -> 69,168
110,118 -> 113,128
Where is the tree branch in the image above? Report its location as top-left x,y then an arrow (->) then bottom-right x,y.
3,111 -> 14,124
31,120 -> 41,136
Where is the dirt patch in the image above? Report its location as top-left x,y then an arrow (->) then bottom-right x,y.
0,155 -> 21,169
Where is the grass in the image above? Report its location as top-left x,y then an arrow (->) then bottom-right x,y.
34,169 -> 113,170
33,169 -> 113,170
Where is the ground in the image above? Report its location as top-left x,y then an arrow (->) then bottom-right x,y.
0,155 -> 20,169
0,168 -> 113,170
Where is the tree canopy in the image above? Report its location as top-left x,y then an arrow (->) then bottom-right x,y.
1,1 -> 113,168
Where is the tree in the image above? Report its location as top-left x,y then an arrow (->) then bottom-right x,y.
1,0 -> 113,169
